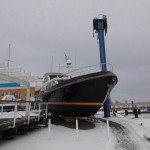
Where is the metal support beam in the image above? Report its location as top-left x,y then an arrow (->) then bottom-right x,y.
13,102 -> 17,128
98,21 -> 107,71
1,104 -> 3,115
0,73 -> 30,100
0,68 -> 22,73
0,73 -> 30,86
93,15 -> 110,118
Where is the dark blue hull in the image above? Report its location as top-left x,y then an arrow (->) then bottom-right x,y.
36,71 -> 117,117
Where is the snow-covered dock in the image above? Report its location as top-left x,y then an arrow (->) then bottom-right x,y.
0,110 -> 45,139
0,115 -> 41,131
0,100 -> 46,139
0,111 -> 150,150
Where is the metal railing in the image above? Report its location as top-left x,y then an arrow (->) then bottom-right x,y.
0,100 -> 48,129
66,63 -> 113,77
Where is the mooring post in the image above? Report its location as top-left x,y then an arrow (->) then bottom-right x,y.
13,102 -> 17,128
106,119 -> 110,140
25,85 -> 30,117
76,118 -> 79,140
48,119 -> 51,139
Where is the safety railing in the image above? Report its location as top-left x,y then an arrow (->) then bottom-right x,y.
0,100 -> 48,128
66,63 -> 113,77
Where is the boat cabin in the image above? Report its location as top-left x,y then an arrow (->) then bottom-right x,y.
41,73 -> 70,92
43,73 -> 70,83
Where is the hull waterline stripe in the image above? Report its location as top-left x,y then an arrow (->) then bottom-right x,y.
41,102 -> 104,105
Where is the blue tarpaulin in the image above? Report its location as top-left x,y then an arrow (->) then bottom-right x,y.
0,83 -> 21,88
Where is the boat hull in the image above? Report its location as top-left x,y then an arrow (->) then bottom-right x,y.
37,71 -> 117,117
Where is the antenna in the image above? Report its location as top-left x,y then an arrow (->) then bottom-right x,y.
59,54 -> 72,73
74,50 -> 77,70
50,56 -> 53,72
65,54 -> 72,68
8,44 -> 11,69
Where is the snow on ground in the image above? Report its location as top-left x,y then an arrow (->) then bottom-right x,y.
108,112 -> 150,150
0,118 -> 115,150
0,111 -> 150,150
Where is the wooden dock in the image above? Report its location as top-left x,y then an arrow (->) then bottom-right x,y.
0,116 -> 40,131
0,115 -> 45,139
0,100 -> 48,139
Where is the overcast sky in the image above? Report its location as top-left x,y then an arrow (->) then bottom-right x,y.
0,0 -> 150,102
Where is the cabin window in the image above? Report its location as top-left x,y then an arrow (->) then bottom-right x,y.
43,76 -> 48,83
2,92 -> 8,97
14,92 -> 21,100
49,75 -> 57,80
25,93 -> 32,96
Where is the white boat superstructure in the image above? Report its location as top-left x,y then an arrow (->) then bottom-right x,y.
40,73 -> 71,92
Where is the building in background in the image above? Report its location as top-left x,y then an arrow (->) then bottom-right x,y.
0,83 -> 35,100
0,61 -> 42,101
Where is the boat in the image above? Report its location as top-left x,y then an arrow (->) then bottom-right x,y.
0,94 -> 16,111
35,16 -> 118,117
35,62 -> 117,117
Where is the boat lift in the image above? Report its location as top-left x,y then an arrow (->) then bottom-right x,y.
93,14 -> 110,118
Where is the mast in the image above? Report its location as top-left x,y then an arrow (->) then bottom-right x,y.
8,44 -> 11,69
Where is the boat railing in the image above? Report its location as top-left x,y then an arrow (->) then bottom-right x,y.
67,63 -> 113,77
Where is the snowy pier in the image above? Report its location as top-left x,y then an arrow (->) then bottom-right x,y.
0,101 -> 47,139
0,116 -> 41,138
0,106 -> 150,150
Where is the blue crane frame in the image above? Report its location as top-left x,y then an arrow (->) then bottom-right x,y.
93,15 -> 110,118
